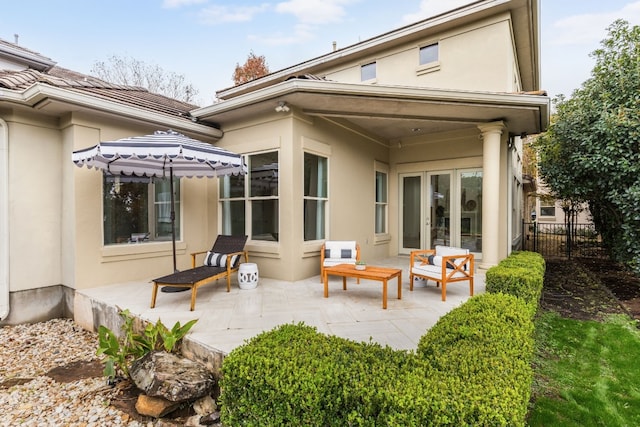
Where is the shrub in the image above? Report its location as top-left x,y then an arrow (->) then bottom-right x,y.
410,293 -> 534,426
219,252 -> 544,425
485,251 -> 545,314
96,308 -> 197,381
219,323 -> 414,426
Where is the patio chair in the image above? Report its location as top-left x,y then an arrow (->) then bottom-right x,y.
320,241 -> 360,283
150,235 -> 248,311
409,245 -> 474,301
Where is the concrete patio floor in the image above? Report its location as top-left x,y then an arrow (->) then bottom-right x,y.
76,256 -> 484,356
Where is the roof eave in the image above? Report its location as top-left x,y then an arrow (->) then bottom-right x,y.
1,83 -> 223,139
193,79 -> 550,135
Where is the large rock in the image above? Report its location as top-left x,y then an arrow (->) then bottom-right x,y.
135,394 -> 180,418
130,351 -> 215,403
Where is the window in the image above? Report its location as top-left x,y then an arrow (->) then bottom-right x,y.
419,43 -> 438,65
103,174 -> 179,244
375,168 -> 388,234
220,151 -> 279,241
540,197 -> 556,217
304,152 -> 328,241
361,61 -> 376,81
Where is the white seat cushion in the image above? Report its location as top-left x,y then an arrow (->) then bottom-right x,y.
323,258 -> 358,267
411,263 -> 468,280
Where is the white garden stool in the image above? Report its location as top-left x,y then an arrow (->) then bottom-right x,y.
238,263 -> 259,290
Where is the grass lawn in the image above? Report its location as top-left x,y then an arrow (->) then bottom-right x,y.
528,312 -> 640,426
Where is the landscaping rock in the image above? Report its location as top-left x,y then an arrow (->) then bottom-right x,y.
193,395 -> 217,415
135,393 -> 180,418
130,351 -> 215,403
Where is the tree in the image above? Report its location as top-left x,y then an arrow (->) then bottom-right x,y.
91,55 -> 199,104
232,51 -> 270,85
535,20 -> 640,272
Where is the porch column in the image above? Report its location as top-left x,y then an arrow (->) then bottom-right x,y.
478,121 -> 506,269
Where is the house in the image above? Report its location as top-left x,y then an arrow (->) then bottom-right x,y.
191,0 -> 549,280
0,0 -> 549,325
0,41 -> 224,324
522,135 -> 592,225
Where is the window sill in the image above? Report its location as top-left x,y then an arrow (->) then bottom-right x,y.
416,61 -> 441,76
246,241 -> 281,259
101,240 -> 186,263
374,233 -> 391,245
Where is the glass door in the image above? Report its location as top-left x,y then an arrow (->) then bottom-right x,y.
400,174 -> 422,252
428,172 -> 452,248
400,169 -> 482,257
459,170 -> 482,253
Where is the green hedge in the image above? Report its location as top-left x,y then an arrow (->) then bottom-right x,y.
485,251 -> 545,315
219,251 -> 544,426
219,323 -> 416,426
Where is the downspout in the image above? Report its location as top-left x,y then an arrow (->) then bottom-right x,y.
0,118 -> 9,320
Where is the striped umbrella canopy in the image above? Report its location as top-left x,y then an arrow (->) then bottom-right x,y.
71,129 -> 246,178
72,129 -> 246,273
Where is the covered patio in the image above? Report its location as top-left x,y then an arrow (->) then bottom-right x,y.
75,257 -> 485,356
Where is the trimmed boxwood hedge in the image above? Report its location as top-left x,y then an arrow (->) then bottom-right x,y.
219,251 -> 544,426
219,323 -> 418,426
485,251 -> 545,315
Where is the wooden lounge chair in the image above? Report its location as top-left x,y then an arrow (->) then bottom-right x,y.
409,245 -> 474,301
151,235 -> 248,311
320,241 -> 360,283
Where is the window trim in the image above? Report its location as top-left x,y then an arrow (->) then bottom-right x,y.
102,174 -> 181,246
303,151 -> 329,242
374,161 -> 390,243
416,41 -> 441,75
219,150 -> 280,244
360,61 -> 377,82
539,198 -> 557,218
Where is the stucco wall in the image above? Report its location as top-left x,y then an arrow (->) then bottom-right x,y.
323,14 -> 519,93
7,116 -> 63,292
3,109 -> 221,294
216,110 -> 391,281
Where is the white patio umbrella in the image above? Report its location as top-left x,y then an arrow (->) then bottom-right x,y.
72,129 -> 246,273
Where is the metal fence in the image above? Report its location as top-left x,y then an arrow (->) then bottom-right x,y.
522,221 -> 607,259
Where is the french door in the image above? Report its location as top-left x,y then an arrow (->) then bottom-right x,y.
400,169 -> 482,256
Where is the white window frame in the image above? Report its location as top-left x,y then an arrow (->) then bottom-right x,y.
361,61 -> 377,82
417,41 -> 441,75
219,150 -> 280,243
102,174 -> 179,245
374,161 -> 390,243
303,151 -> 328,242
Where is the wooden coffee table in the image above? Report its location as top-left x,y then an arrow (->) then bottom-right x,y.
323,264 -> 402,309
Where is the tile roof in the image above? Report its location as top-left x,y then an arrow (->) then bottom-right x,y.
0,65 -> 200,121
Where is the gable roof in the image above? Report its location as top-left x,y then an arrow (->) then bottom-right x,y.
217,0 -> 539,100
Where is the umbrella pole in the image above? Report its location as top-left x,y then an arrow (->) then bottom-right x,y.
170,163 -> 177,272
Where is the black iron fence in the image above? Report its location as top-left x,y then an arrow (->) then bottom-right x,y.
522,221 -> 607,259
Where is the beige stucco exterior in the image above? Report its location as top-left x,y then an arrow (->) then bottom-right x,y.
0,0 -> 549,324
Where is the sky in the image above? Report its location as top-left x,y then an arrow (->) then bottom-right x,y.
2,1 -> 639,106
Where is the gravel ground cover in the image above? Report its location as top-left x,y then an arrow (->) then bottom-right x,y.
0,318 -> 152,427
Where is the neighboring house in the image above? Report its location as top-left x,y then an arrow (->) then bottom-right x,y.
522,136 -> 592,225
0,0 -> 549,325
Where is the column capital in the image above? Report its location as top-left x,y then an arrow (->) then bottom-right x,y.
477,121 -> 506,136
